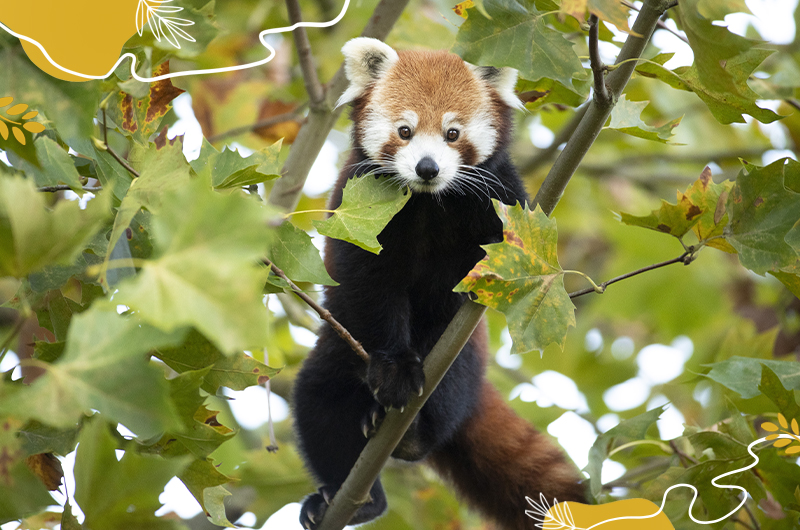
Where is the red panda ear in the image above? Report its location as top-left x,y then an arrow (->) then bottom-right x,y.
469,64 -> 525,111
337,38 -> 399,107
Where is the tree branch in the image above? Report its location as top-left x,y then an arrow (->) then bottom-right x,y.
286,0 -> 326,109
569,251 -> 692,299
207,108 -> 306,144
533,0 -> 674,216
316,300 -> 487,530
38,185 -> 103,193
266,0 -> 412,213
263,258 -> 370,363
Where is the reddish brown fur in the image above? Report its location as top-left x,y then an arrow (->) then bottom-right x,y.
428,382 -> 587,530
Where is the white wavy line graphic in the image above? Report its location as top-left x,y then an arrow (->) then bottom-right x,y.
526,434 -> 795,529
0,0 -> 350,82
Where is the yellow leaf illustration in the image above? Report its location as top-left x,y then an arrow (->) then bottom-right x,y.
7,103 -> 29,116
766,434 -> 780,440
778,413 -> 788,429
774,438 -> 792,448
0,96 -> 13,107
786,445 -> 800,455
21,111 -> 38,120
12,127 -> 25,145
762,422 -> 779,432
0,121 -> 8,140
793,418 -> 799,435
23,121 -> 46,134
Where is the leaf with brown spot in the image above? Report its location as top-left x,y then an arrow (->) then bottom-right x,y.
453,0 -> 475,18
455,201 -> 575,354
619,194 -> 702,239
107,62 -> 185,145
25,453 -> 63,490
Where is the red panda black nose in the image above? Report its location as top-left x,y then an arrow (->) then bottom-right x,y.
415,157 -> 439,181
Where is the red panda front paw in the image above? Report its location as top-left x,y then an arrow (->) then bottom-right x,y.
361,400 -> 386,438
299,486 -> 335,529
367,351 -> 425,410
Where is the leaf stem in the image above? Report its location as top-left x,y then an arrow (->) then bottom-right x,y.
563,270 -> 604,293
100,109 -> 140,178
263,257 -> 370,363
608,439 -> 672,457
283,208 -> 336,218
569,250 -> 691,299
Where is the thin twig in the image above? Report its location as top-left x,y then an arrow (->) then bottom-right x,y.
731,517 -> 757,530
37,185 -> 103,193
589,15 -> 611,105
742,501 -> 761,530
786,99 -> 800,112
207,107 -> 306,144
669,439 -> 699,467
101,109 -> 140,178
569,251 -> 691,299
623,0 -> 689,43
286,0 -> 326,109
0,317 -> 25,367
263,257 -> 370,363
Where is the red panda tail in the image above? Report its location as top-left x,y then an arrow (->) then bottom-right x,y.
428,382 -> 588,530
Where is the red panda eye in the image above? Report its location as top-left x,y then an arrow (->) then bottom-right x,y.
398,126 -> 412,140
446,129 -> 459,142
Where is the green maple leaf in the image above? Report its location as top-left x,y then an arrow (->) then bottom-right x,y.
725,158 -> 800,275
455,201 -> 575,354
313,175 -> 410,254
452,0 -> 586,87
269,221 -> 337,285
191,138 -> 282,189
606,95 -> 683,144
114,176 -> 277,353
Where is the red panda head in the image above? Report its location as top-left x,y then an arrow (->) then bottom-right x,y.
337,38 -> 523,195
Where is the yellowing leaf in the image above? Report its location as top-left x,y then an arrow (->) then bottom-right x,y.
762,422 -> 779,432
618,194 -> 702,239
455,201 -> 575,354
683,167 -> 736,252
453,0 -> 475,18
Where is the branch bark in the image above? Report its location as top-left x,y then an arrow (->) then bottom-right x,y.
286,0 -> 325,109
533,0 -> 675,216
266,0 -> 412,212
312,1 -> 678,528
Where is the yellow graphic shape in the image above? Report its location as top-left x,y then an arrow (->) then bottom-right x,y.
545,499 -> 675,530
1,0 -> 145,81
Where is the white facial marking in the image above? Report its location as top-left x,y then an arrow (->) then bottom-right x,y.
464,110 -> 498,163
393,134 -> 462,194
401,110 -> 419,129
361,108 -> 394,162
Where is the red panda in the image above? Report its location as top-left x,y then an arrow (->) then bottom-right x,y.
292,38 -> 587,529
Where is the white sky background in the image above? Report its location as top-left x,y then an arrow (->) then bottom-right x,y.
1,1 -> 798,528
